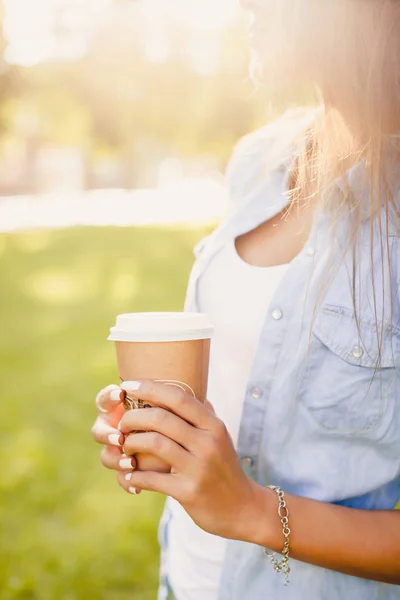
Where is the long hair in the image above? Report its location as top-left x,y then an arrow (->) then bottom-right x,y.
254,0 -> 400,352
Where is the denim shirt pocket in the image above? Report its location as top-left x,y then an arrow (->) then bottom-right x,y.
298,305 -> 398,434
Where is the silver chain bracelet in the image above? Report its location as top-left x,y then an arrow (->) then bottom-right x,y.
264,485 -> 291,586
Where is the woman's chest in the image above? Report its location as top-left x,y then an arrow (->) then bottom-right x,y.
234,206 -> 315,268
190,230 -> 400,447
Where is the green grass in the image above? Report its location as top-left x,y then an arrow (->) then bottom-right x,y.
0,225 -> 210,600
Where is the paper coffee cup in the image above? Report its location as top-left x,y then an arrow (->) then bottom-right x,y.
108,312 -> 214,409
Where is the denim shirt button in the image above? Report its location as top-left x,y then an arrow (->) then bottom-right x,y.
241,457 -> 253,468
251,387 -> 263,399
352,345 -> 364,358
272,308 -> 283,320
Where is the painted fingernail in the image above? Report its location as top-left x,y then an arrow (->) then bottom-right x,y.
120,458 -> 134,470
108,433 -> 122,447
121,381 -> 141,392
125,472 -> 132,482
129,487 -> 139,495
110,389 -> 123,402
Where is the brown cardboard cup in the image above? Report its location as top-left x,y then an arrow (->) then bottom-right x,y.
108,312 -> 213,472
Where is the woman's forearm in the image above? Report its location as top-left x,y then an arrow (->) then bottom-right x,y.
249,485 -> 400,585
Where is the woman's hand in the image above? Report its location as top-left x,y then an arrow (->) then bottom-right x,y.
91,384 -> 141,492
91,385 -> 170,495
117,380 -> 265,542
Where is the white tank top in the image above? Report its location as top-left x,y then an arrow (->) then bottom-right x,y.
167,239 -> 289,600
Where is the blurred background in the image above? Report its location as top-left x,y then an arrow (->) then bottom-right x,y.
0,1 -> 276,598
0,0 -> 275,228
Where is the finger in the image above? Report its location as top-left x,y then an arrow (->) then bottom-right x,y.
119,407 -> 202,452
96,385 -> 125,415
123,431 -> 190,471
101,402 -> 125,427
119,469 -> 178,497
116,470 -> 142,495
121,380 -> 214,430
100,446 -> 137,471
91,416 -> 124,447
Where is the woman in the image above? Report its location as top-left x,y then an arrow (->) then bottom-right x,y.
92,1 -> 400,598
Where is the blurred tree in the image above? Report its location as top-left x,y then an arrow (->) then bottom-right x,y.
0,0 -> 274,190
0,0 -> 20,133
68,5 -> 268,185
20,65 -> 91,147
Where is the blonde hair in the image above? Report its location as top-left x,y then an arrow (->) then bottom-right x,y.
277,0 -> 400,352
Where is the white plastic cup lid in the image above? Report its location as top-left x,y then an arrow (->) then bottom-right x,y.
108,312 -> 214,342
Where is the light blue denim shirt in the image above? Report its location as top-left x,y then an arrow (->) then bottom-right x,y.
158,109 -> 400,600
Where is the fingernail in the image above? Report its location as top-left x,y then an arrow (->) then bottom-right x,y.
129,487 -> 139,495
110,389 -> 123,402
120,458 -> 134,470
121,381 -> 141,392
125,472 -> 132,482
117,420 -> 122,430
108,433 -> 122,447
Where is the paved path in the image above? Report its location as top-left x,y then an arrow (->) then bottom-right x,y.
0,179 -> 229,232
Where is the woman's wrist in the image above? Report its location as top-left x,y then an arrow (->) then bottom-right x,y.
239,482 -> 284,549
